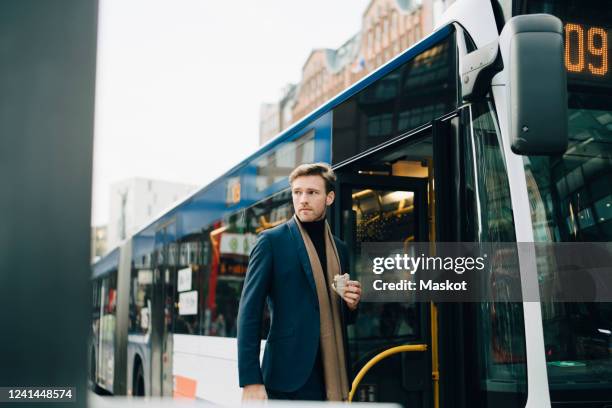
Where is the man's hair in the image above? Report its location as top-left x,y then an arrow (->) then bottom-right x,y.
289,162 -> 336,193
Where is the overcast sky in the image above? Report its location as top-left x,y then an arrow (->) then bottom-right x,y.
92,0 -> 371,226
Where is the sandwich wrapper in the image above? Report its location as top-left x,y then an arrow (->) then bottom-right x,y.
332,273 -> 350,297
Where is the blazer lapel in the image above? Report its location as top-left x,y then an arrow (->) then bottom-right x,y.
287,217 -> 317,296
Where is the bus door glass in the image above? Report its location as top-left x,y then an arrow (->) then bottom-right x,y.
335,130 -> 434,407
99,271 -> 118,392
152,221 -> 177,396
456,102 -> 528,407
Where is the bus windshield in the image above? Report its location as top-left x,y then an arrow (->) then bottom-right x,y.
518,0 -> 612,398
523,91 -> 612,393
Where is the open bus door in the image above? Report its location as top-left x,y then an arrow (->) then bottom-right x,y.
333,113 -> 463,408
151,220 -> 177,396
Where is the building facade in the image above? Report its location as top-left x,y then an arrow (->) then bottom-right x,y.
258,0 -> 455,145
106,178 -> 198,252
259,84 -> 298,146
259,103 -> 280,146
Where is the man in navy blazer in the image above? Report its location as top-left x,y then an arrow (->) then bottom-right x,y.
237,163 -> 361,401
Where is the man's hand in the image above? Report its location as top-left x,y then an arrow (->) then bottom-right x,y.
242,384 -> 267,401
342,280 -> 361,311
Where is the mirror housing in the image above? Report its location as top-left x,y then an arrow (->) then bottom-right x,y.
498,14 -> 568,155
460,40 -> 502,101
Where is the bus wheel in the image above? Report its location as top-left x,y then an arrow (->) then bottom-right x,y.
133,362 -> 145,396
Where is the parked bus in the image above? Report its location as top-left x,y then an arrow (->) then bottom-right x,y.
90,0 -> 612,406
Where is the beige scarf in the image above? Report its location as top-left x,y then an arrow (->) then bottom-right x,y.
294,215 -> 349,401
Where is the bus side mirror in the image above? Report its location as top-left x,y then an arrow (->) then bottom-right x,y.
498,14 -> 568,155
460,41 -> 502,101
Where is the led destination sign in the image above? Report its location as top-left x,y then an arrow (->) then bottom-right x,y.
525,0 -> 612,87
564,22 -> 610,87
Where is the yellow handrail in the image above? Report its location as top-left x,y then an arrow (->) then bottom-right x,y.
430,302 -> 439,408
348,344 -> 428,402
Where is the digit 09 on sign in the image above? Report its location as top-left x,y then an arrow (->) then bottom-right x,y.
565,22 -> 608,76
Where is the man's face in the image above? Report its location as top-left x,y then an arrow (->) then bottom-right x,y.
291,175 -> 335,222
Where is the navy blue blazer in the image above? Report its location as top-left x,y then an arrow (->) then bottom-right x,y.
237,217 -> 354,392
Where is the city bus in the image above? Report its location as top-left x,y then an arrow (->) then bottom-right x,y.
90,0 -> 612,406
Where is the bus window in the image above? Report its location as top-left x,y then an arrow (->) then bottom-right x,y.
254,130 -> 315,193
174,218 -> 253,338
246,190 -> 294,234
173,235 -> 208,335
129,267 -> 153,335
332,32 -> 457,164
92,279 -> 100,332
238,190 -> 295,339
462,100 -> 527,406
207,212 -> 249,338
90,279 -> 101,385
463,101 -> 517,243
99,273 -> 118,391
